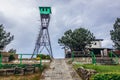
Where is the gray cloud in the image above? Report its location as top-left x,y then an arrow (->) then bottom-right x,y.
0,0 -> 120,58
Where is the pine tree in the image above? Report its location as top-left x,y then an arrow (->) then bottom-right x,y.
8,48 -> 16,54
58,28 -> 95,51
0,24 -> 14,50
110,18 -> 120,50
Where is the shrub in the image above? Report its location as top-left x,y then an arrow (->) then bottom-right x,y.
9,54 -> 15,61
36,57 -> 41,60
36,54 -> 51,60
93,73 -> 120,80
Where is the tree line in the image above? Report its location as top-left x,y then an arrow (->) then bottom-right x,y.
0,18 -> 120,53
58,18 -> 120,52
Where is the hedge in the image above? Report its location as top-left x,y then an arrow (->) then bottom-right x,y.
36,54 -> 51,60
93,73 -> 120,80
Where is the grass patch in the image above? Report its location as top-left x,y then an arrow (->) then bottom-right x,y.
73,64 -> 120,80
73,64 -> 120,73
92,73 -> 120,80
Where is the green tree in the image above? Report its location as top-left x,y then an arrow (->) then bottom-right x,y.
9,54 -> 15,61
0,24 -> 14,49
58,28 -> 95,51
8,48 -> 16,54
110,18 -> 120,50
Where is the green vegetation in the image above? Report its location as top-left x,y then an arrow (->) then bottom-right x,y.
73,64 -> 120,73
73,64 -> 120,80
9,54 -> 15,61
0,24 -> 14,49
8,48 -> 16,54
58,28 -> 95,51
93,73 -> 120,80
110,18 -> 120,50
36,54 -> 51,60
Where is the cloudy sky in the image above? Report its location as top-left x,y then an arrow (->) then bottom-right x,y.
0,0 -> 120,58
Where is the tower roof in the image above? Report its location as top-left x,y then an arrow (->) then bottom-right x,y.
39,7 -> 51,14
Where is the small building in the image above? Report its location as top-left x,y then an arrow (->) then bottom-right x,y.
87,39 -> 113,57
86,39 -> 103,48
65,39 -> 113,58
88,48 -> 112,57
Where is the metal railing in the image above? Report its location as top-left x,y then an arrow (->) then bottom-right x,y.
0,53 -> 43,69
90,51 -> 96,64
0,53 -> 2,69
109,51 -> 119,64
72,51 -> 74,61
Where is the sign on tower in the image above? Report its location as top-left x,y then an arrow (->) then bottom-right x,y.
39,7 -> 51,14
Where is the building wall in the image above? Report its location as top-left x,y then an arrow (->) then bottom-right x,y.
66,57 -> 120,64
2,57 -> 9,62
85,40 -> 102,48
66,57 -> 92,64
90,41 -> 102,48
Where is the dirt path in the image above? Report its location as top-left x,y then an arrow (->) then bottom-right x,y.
41,59 -> 82,80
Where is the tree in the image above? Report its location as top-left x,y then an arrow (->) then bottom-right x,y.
0,24 -> 14,49
9,54 -> 15,61
8,48 -> 16,54
110,18 -> 120,50
58,28 -> 95,51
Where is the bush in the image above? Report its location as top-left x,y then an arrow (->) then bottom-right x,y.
93,73 -> 120,80
9,54 -> 15,61
36,54 -> 51,60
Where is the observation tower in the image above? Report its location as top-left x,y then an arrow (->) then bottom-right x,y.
31,7 -> 53,58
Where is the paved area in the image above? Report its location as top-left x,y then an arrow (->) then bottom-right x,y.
41,59 -> 82,80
